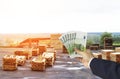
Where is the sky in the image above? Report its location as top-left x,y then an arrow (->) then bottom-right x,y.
0,0 -> 120,33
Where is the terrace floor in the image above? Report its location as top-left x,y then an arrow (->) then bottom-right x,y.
0,50 -> 102,79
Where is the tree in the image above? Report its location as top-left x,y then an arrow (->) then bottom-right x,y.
92,35 -> 100,44
113,35 -> 120,45
100,32 -> 112,46
86,39 -> 93,48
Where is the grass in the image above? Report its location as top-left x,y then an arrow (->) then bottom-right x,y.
113,42 -> 120,46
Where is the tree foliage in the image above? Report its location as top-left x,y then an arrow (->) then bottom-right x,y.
100,32 -> 112,45
86,39 -> 93,47
112,34 -> 120,45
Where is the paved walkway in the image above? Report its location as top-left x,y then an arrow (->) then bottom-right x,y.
0,51 -> 102,79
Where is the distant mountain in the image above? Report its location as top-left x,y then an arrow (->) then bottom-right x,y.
88,32 -> 120,36
0,33 -> 51,46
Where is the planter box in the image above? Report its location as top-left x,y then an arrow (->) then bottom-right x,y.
31,57 -> 46,71
3,55 -> 17,71
14,50 -> 32,60
42,52 -> 54,66
16,56 -> 26,66
101,50 -> 114,60
115,47 -> 120,52
32,48 -> 39,56
38,45 -> 46,55
46,47 -> 56,60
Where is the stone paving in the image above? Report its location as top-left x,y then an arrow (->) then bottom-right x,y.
0,51 -> 102,79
